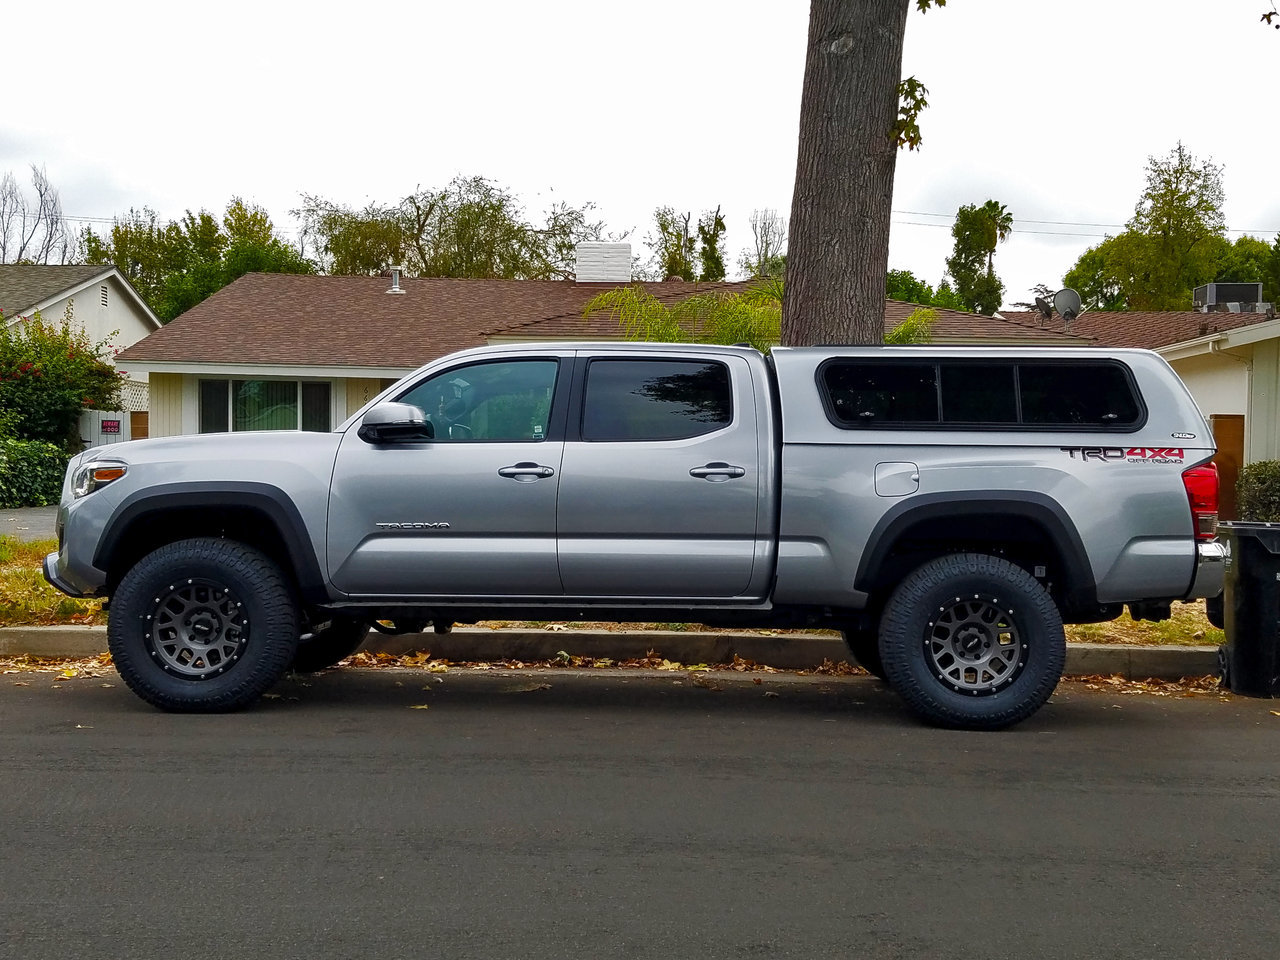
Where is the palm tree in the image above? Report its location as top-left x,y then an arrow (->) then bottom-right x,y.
978,200 -> 1014,275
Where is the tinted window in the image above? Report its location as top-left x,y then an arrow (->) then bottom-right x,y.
821,363 -> 938,425
583,359 -> 732,441
398,360 -> 558,441
1019,364 -> 1140,426
941,364 -> 1018,423
199,380 -> 229,433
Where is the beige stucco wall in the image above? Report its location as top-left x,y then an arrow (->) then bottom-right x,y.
24,277 -> 157,382
1168,353 -> 1248,419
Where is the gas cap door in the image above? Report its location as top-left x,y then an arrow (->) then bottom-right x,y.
875,461 -> 920,497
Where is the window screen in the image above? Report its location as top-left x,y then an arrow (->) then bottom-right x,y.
583,359 -> 732,441
821,363 -> 938,425
199,380 -> 229,433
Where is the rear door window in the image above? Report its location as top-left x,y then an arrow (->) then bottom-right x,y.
582,359 -> 732,441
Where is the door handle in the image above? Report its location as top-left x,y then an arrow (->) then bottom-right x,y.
498,462 -> 555,482
689,461 -> 746,481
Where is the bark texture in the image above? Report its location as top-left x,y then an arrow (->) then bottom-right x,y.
782,0 -> 911,346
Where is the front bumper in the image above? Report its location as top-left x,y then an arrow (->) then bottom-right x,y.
1185,540 -> 1226,600
43,551 -> 95,599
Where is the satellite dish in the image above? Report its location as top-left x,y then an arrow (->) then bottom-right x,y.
1053,288 -> 1083,323
1034,296 -> 1053,320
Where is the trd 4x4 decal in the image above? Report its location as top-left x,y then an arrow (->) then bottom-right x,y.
1062,447 -> 1185,464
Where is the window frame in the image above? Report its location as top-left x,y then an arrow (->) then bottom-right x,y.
197,378 -> 334,434
815,357 -> 1148,433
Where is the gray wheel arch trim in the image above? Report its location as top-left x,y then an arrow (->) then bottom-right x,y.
853,491 -> 1097,608
94,482 -> 328,605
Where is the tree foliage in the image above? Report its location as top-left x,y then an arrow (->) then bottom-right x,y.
738,209 -> 788,280
82,199 -> 312,321
696,206 -> 727,282
1062,142 -> 1246,311
0,165 -> 73,265
886,268 -> 967,311
585,279 -> 934,354
944,200 -> 1012,315
644,207 -> 698,281
0,306 -> 123,448
294,176 -> 605,281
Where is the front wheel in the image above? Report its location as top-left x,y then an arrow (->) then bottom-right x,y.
107,538 -> 300,712
878,553 -> 1065,730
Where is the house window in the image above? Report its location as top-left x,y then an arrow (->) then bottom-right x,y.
100,285 -> 109,307
198,380 -> 332,433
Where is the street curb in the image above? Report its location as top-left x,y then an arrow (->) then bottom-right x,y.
0,625 -> 1222,680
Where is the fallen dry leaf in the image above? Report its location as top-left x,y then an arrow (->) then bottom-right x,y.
408,704 -> 430,710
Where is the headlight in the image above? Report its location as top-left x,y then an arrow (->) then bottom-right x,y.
72,461 -> 127,499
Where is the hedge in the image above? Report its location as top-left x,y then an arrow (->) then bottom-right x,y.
1236,460 -> 1280,522
0,438 -> 68,508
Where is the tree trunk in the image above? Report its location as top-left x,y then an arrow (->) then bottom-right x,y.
782,0 -> 911,346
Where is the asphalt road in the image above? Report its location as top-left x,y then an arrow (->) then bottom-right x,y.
3,668 -> 1279,960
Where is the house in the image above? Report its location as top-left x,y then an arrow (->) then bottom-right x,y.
0,263 -> 162,444
1000,298 -> 1275,518
117,245 -> 1087,441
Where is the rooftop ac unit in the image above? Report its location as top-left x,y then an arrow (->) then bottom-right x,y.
1195,282 -> 1263,309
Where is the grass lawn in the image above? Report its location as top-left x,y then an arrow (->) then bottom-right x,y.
0,535 -> 1221,645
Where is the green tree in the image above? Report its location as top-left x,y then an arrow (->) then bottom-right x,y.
0,305 -> 123,448
1063,143 -> 1228,310
944,200 -> 1012,314
886,268 -> 936,306
83,199 -> 313,321
782,0 -> 945,346
584,279 -> 934,354
697,206 -> 727,282
295,176 -> 604,280
646,207 -> 697,281
1214,235 -> 1280,304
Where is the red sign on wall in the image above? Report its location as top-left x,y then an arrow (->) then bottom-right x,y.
101,420 -> 121,434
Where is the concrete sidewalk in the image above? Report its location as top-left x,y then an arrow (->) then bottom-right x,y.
0,624 -> 1221,680
1,505 -> 56,542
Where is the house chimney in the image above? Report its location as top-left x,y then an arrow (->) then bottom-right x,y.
574,242 -> 631,283
387,265 -> 405,295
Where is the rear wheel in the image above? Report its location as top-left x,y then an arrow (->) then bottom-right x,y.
291,617 -> 370,673
108,538 -> 299,712
879,553 -> 1065,730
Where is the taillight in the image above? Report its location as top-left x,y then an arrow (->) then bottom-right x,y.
1182,463 -> 1219,541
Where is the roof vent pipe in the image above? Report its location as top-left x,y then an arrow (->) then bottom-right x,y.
387,265 -> 405,295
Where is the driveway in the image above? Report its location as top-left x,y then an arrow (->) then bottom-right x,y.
1,505 -> 56,542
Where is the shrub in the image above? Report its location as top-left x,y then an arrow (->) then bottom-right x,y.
0,306 -> 124,449
1236,460 -> 1280,522
0,438 -> 67,508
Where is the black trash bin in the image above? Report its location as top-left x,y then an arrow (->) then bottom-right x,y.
1219,522 -> 1280,697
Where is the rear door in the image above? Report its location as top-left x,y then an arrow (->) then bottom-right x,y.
556,352 -> 761,598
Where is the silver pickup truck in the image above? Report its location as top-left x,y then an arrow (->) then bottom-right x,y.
45,342 -> 1224,728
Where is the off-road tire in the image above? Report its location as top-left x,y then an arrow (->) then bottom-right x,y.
879,553 -> 1065,730
291,617 -> 370,673
108,538 -> 299,712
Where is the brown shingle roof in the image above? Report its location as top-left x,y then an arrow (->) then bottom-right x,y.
0,264 -> 113,320
997,309 -> 1271,349
118,273 -> 1087,369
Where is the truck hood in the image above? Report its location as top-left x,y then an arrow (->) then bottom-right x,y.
79,430 -> 345,468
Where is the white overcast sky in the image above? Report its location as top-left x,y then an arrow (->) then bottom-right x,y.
4,0 -> 1277,308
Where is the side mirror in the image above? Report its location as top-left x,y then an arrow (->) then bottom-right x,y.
357,402 -> 435,444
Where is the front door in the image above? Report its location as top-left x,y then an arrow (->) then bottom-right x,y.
327,357 -> 565,598
556,353 -> 761,599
